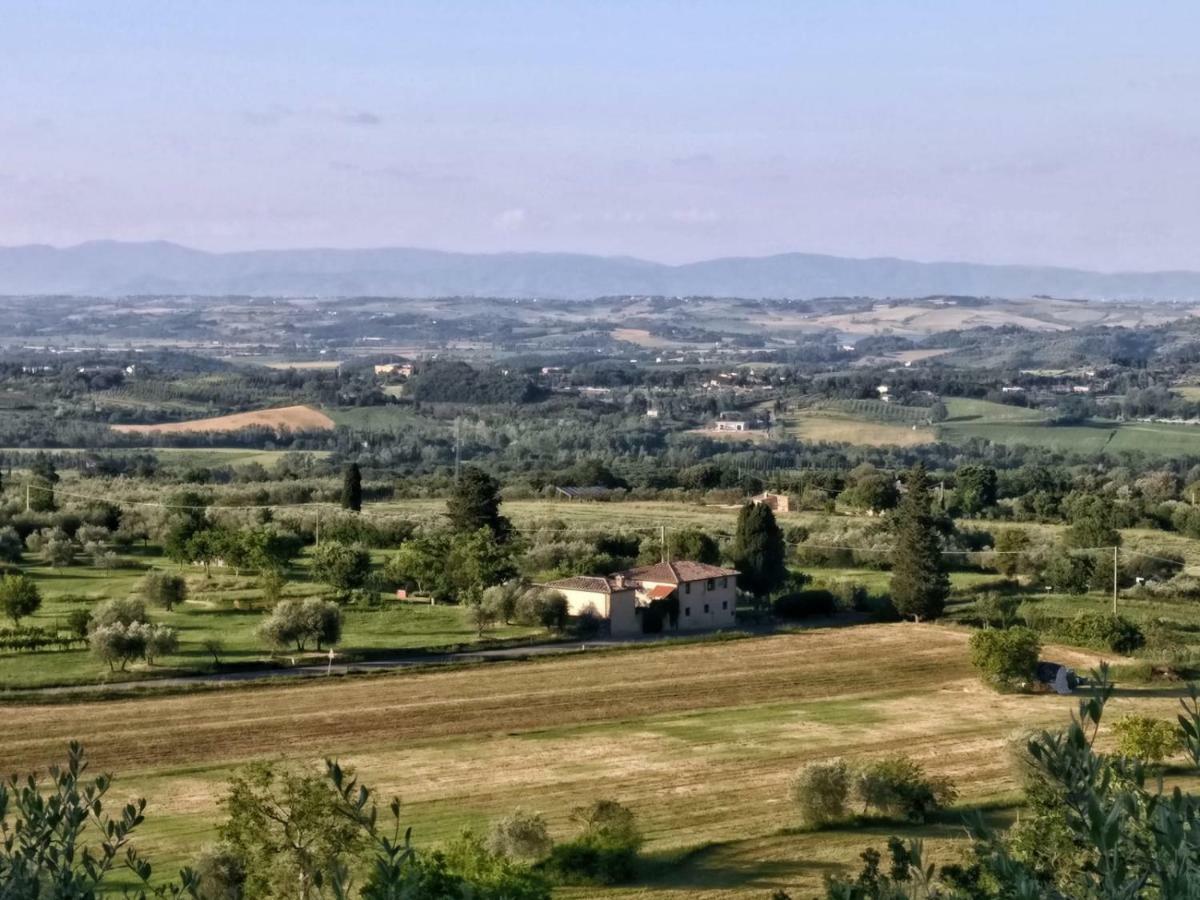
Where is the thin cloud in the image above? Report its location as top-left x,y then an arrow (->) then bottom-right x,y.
493,208 -> 528,231
329,109 -> 383,127
242,105 -> 383,127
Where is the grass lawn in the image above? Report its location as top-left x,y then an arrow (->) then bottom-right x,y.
1,623 -> 1158,898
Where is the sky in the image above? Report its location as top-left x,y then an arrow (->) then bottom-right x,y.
2,1 -> 1199,270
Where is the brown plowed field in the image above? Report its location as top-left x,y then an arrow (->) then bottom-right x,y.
111,404 -> 334,434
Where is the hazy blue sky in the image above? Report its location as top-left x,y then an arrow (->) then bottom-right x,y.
2,1 -> 1199,269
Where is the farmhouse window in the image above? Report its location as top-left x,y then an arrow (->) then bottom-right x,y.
684,583 -> 691,594
706,579 -> 715,590
720,577 -> 727,588
684,606 -> 691,617
704,604 -> 710,613
721,601 -> 727,610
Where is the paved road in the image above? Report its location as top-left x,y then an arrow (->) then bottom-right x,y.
12,628 -> 782,697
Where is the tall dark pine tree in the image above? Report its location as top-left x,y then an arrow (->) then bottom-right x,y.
731,502 -> 787,611
446,466 -> 511,540
28,453 -> 59,512
890,464 -> 949,622
341,463 -> 363,513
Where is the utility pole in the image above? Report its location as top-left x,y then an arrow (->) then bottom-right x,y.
314,508 -> 321,548
25,483 -> 31,512
660,525 -> 667,563
1112,546 -> 1119,615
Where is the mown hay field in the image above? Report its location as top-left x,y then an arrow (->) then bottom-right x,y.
780,410 -> 935,447
111,404 -> 335,434
0,624 -> 1144,898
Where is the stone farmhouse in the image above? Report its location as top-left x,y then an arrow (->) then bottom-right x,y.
543,560 -> 739,636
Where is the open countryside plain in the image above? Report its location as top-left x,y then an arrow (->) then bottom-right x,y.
0,625 -> 1140,898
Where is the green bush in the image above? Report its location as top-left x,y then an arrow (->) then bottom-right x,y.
1112,715 -> 1179,763
543,800 -> 641,885
788,759 -> 850,826
853,756 -> 957,823
969,627 -> 1040,689
1054,613 -> 1144,653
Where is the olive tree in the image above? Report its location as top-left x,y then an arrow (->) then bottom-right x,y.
0,573 -> 41,625
140,571 -> 189,612
789,759 -> 851,826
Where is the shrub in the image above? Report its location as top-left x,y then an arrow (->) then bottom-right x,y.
434,830 -> 552,899
571,610 -> 604,639
1112,715 -> 1179,763
543,840 -> 638,886
571,799 -> 641,850
788,759 -> 850,826
192,843 -> 247,900
544,800 -> 641,885
827,581 -> 869,613
1055,613 -> 1144,653
488,809 -> 553,861
1040,553 -> 1095,595
969,627 -> 1040,689
66,607 -> 93,639
854,756 -> 957,823
772,589 -> 836,620
975,592 -> 1021,628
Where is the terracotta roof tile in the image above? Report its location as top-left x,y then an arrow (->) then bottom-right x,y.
617,560 -> 739,585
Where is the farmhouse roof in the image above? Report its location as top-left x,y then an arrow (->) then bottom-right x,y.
618,560 -> 739,584
542,575 -> 625,593
645,584 -> 676,600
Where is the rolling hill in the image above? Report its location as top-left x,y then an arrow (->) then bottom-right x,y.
5,240 -> 1200,300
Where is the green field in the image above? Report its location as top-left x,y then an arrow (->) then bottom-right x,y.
938,398 -> 1200,456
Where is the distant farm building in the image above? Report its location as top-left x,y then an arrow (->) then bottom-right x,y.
543,560 -> 739,636
750,491 -> 791,513
374,363 -> 413,377
554,485 -> 612,501
713,411 -> 765,432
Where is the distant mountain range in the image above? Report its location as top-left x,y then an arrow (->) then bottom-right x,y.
3,240 -> 1200,301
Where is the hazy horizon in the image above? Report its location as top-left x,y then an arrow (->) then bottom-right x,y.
4,2 -> 1199,271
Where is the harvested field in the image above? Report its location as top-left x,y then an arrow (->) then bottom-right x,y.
782,410 -> 934,447
111,404 -> 335,434
0,624 -> 1141,897
612,327 -> 676,347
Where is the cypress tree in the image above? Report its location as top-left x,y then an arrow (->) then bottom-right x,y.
340,463 -> 363,513
447,466 -> 511,540
890,464 -> 949,622
731,502 -> 787,609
